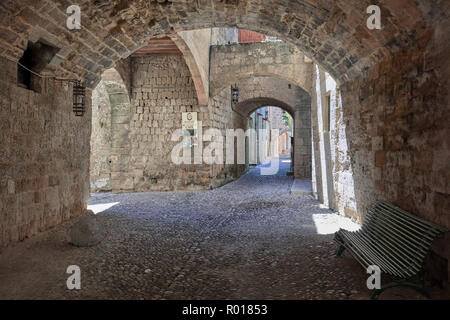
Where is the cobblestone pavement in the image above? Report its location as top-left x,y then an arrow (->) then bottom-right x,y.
0,156 -> 448,299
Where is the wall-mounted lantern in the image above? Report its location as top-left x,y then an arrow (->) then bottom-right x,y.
73,81 -> 85,116
231,84 -> 239,104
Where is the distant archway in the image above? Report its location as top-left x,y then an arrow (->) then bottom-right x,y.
235,97 -> 295,118
90,68 -> 132,193
232,87 -> 311,180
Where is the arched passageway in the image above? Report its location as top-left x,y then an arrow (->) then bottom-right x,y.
0,1 -> 449,298
90,68 -> 132,192
2,1 -> 441,85
232,89 -> 311,181
1,0 -> 447,232
245,105 -> 295,175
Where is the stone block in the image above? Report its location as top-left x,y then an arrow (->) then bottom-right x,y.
68,212 -> 102,247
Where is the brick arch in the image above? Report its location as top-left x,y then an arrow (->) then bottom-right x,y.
0,0 -> 434,87
228,76 -> 311,117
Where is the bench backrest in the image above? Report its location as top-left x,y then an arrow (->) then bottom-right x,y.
361,201 -> 447,278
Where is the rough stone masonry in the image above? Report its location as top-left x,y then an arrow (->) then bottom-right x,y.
0,0 -> 448,282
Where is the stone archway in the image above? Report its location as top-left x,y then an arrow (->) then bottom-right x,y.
171,32 -> 210,105
0,0 -> 448,251
233,92 -> 311,180
209,41 -> 313,98
3,1 -> 437,86
91,68 -> 133,193
213,75 -> 312,180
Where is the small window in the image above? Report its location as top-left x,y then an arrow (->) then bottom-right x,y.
17,40 -> 59,92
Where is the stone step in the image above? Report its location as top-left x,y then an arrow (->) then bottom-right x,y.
290,179 -> 313,195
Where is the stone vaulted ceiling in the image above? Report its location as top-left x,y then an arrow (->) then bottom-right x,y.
0,0 -> 442,87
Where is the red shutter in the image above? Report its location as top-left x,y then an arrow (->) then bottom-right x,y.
238,30 -> 266,43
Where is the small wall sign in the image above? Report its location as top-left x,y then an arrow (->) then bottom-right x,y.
182,112 -> 198,130
182,112 -> 198,147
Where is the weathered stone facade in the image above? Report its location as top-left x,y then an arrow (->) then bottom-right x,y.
128,54 -> 209,191
0,0 -> 448,279
209,42 -> 313,97
90,44 -> 314,191
312,66 -> 356,219
341,33 -> 450,230
90,79 -> 112,192
208,86 -> 247,188
0,56 -> 90,247
329,80 -> 357,220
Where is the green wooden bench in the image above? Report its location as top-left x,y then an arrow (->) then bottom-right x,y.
334,200 -> 447,299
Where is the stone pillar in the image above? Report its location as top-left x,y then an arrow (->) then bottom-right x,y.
293,89 -> 312,179
314,66 -> 332,208
312,65 -> 342,210
108,86 -> 133,193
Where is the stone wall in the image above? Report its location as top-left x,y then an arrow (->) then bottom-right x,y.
293,90 -> 312,180
209,42 -> 313,98
209,86 -> 247,188
268,107 -> 290,134
114,58 -> 132,97
127,55 -> 209,191
0,56 -> 90,248
90,54 -> 251,193
311,66 -> 356,218
339,23 -> 450,280
90,66 -> 132,193
341,38 -> 450,231
231,76 -> 312,179
311,77 -> 323,203
0,0 -> 448,278
121,54 -> 246,191
330,83 -> 357,220
90,79 -> 112,192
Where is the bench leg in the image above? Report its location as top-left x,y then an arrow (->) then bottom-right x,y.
370,275 -> 430,300
336,245 -> 346,257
